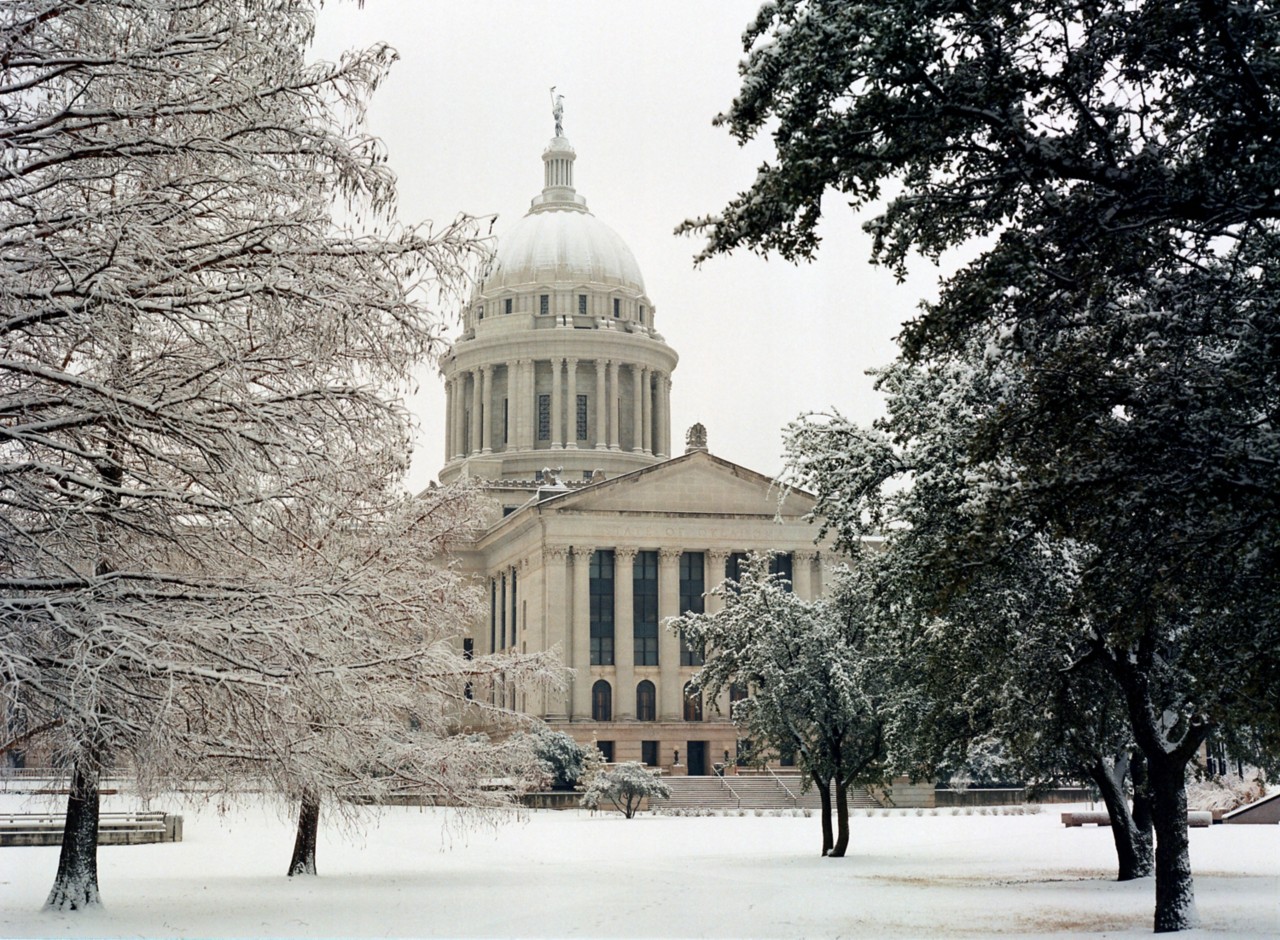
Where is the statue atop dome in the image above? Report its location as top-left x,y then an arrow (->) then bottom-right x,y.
550,86 -> 565,137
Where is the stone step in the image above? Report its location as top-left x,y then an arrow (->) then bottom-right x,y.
659,775 -> 882,811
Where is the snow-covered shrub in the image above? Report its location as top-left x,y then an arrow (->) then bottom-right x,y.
520,728 -> 590,791
579,763 -> 671,819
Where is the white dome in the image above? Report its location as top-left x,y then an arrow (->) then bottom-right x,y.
483,207 -> 645,295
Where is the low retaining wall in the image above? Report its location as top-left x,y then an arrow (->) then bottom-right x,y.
520,791 -> 581,810
935,788 -> 1090,807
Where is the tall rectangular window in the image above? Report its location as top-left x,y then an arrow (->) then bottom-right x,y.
576,394 -> 588,441
633,550 -> 658,666
769,552 -> 793,591
641,740 -> 659,767
679,552 -> 705,666
538,393 -> 550,440
578,294 -> 587,316
504,297 -> 512,314
590,550 -> 615,666
463,638 -> 473,700
539,294 -> 549,316
726,552 -> 748,584
612,297 -> 620,318
502,398 -> 509,444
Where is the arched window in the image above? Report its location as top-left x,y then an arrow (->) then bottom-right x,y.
592,680 -> 612,722
636,680 -> 656,721
683,681 -> 703,722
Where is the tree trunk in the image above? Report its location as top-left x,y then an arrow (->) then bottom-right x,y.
45,761 -> 101,910
1087,755 -> 1153,881
1131,751 -> 1153,836
287,794 -> 320,877
817,776 -> 833,856
1148,755 -> 1197,932
828,779 -> 850,858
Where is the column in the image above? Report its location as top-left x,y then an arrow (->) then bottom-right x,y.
705,550 -> 730,615
614,547 -> 637,719
641,368 -> 653,455
550,357 -> 563,449
499,569 -> 508,649
480,365 -> 493,454
444,377 -> 454,462
454,376 -> 468,459
608,360 -> 621,451
469,369 -> 481,457
566,357 -> 579,449
793,550 -> 817,600
519,358 -> 534,451
630,364 -> 644,453
571,546 -> 593,719
594,359 -> 608,450
658,547 -> 682,720
657,373 -> 671,458
542,546 -> 569,718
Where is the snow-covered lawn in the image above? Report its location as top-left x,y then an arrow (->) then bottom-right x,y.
1,793 -> 1276,938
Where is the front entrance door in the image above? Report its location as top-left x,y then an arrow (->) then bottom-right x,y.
687,740 -> 708,776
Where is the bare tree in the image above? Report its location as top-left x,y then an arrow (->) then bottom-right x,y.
1,0 -> 506,908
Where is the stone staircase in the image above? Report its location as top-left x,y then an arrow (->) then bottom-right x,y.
660,772 -> 881,811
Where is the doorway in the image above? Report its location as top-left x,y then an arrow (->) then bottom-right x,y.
686,740 -> 708,776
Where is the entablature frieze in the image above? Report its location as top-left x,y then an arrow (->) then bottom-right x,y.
443,332 -> 677,377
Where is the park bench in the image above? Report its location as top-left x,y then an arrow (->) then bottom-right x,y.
0,811 -> 182,847
1061,810 -> 1212,828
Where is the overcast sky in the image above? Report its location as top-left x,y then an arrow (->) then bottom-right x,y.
311,1 -> 948,491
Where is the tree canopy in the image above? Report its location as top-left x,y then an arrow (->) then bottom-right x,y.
688,1 -> 1280,931
0,0 -> 554,908
676,556 -> 889,857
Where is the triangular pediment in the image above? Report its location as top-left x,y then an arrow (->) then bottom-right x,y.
540,452 -> 815,518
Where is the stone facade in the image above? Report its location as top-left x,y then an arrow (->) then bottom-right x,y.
453,452 -> 834,776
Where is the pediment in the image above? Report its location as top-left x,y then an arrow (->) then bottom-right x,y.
543,452 -> 815,519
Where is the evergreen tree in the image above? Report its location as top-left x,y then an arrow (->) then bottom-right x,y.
687,2 -> 1280,930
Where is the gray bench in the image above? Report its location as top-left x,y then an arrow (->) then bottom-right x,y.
0,811 -> 182,846
1061,810 -> 1212,828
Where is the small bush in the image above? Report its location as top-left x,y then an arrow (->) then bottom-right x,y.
580,762 -> 672,819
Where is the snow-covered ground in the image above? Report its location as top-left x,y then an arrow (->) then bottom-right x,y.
1,793 -> 1276,938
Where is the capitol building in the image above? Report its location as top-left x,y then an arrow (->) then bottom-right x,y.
439,117 -> 835,776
